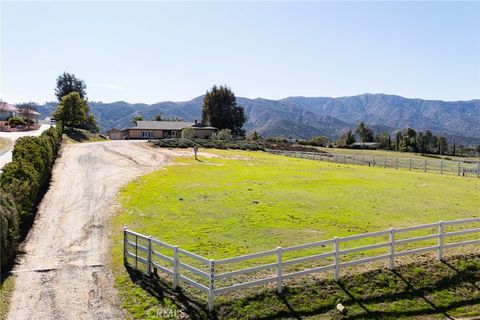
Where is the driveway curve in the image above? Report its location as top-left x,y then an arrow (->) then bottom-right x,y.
7,141 -> 185,320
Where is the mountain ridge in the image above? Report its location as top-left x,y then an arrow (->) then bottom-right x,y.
33,93 -> 480,145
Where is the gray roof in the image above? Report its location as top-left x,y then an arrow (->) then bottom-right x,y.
129,121 -> 216,131
132,121 -> 195,130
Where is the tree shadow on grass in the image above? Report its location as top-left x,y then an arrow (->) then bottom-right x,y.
65,128 -> 89,142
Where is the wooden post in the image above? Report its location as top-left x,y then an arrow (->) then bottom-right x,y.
123,227 -> 127,266
362,156 -> 365,166
424,160 -> 427,173
438,221 -> 444,261
457,161 -> 460,176
477,161 -> 480,178
277,247 -> 283,294
173,245 -> 179,289
372,156 -> 375,167
135,235 -> 138,269
389,228 -> 395,270
395,158 -> 398,170
440,160 -> 443,174
147,236 -> 152,276
409,159 -> 412,171
333,237 -> 340,281
208,260 -> 215,312
352,155 -> 355,165
343,155 -> 346,164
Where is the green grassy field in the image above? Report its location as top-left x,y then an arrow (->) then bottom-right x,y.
111,149 -> 480,319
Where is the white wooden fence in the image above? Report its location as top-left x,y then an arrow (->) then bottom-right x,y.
266,149 -> 480,178
124,217 -> 480,312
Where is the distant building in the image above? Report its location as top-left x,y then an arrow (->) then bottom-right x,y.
352,142 -> 380,149
0,102 -> 39,131
108,120 -> 217,140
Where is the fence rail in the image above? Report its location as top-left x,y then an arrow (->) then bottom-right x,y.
266,149 -> 480,178
124,217 -> 479,311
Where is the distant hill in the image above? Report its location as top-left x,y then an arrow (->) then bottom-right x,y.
35,93 -> 480,145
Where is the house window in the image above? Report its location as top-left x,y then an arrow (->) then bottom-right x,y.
142,131 -> 153,138
172,131 -> 177,137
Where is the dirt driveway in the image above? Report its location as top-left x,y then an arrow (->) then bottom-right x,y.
7,141 -> 194,320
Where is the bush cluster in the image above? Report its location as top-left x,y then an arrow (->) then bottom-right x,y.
153,138 -> 264,151
0,125 -> 63,269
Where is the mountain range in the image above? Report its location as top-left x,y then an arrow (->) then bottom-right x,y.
35,93 -> 480,145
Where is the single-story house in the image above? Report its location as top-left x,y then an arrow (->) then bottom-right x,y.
108,121 -> 217,140
0,102 -> 39,131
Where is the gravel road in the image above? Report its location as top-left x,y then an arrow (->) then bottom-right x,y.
7,141 -> 188,320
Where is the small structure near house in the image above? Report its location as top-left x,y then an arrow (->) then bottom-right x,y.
106,128 -> 124,140
109,120 -> 217,140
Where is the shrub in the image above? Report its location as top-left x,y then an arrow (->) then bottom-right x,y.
0,193 -> 19,268
0,125 -> 63,269
7,117 -> 26,126
212,129 -> 232,141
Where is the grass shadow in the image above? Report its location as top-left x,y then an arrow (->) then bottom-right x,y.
125,266 -> 216,320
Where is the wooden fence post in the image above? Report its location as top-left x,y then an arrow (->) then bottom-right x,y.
384,157 -> 387,168
333,237 -> 340,281
372,156 -> 375,167
477,161 -> 480,178
208,260 -> 215,312
438,221 -> 444,261
135,235 -> 138,269
173,245 -> 179,289
277,247 -> 283,294
147,236 -> 152,276
457,161 -> 460,176
395,158 -> 398,170
440,160 -> 443,174
352,155 -> 355,165
409,159 -> 412,171
123,227 -> 127,266
424,160 -> 427,173
389,228 -> 395,270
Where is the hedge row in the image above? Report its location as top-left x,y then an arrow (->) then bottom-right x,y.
0,125 -> 63,269
153,138 -> 265,151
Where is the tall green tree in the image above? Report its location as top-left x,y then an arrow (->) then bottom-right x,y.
55,72 -> 87,101
52,92 -> 87,130
201,85 -> 246,136
355,122 -> 374,146
437,136 -> 448,155
132,115 -> 143,124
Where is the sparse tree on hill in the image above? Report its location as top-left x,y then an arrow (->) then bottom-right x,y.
355,122 -> 374,146
55,72 -> 87,101
395,131 -> 402,151
249,131 -> 261,141
336,131 -> 356,147
132,115 -> 143,125
16,103 -> 38,129
201,85 -> 246,136
437,136 -> 448,155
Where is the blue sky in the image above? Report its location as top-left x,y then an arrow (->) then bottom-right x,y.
1,1 -> 479,103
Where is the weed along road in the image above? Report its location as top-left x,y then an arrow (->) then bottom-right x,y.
6,141 -> 191,320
